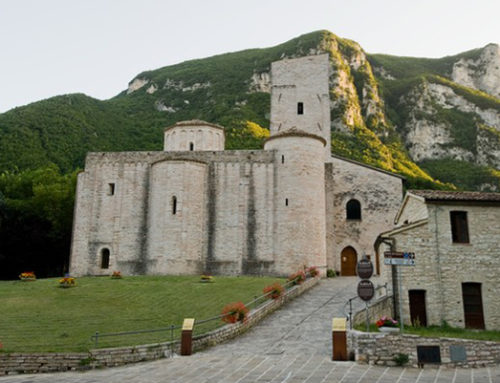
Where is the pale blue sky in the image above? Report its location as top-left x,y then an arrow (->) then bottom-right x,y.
0,0 -> 498,112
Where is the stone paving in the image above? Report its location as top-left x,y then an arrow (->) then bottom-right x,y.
1,277 -> 498,382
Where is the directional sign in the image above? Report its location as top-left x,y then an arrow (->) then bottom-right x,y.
384,251 -> 416,266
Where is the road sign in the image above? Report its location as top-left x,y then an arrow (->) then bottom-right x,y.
356,259 -> 374,279
384,251 -> 415,266
357,280 -> 375,301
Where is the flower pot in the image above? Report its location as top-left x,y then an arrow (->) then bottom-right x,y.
379,326 -> 400,333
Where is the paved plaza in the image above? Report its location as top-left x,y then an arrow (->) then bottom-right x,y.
1,278 -> 498,382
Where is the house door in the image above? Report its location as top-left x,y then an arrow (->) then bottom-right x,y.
462,283 -> 485,329
409,290 -> 427,327
341,246 -> 357,276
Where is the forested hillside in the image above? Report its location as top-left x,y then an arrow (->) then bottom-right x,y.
1,30 -> 498,279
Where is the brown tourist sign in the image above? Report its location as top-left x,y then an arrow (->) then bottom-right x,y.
356,259 -> 374,279
357,279 -> 375,301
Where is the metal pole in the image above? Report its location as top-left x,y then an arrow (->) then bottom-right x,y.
365,301 -> 370,333
349,299 -> 353,330
397,265 -> 404,333
94,331 -> 99,348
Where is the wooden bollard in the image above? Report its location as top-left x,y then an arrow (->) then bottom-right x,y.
332,317 -> 347,361
181,318 -> 194,356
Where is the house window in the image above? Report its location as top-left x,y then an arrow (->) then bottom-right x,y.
172,196 -> 177,215
297,102 -> 304,115
100,248 -> 110,269
346,199 -> 361,220
450,211 -> 469,243
189,142 -> 194,151
108,183 -> 115,196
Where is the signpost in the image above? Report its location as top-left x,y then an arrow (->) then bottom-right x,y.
383,251 -> 416,332
356,256 -> 374,332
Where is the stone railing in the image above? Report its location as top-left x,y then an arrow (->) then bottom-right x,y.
0,276 -> 320,375
348,330 -> 500,368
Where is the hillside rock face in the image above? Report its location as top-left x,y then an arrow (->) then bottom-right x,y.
400,80 -> 500,168
452,43 -> 500,98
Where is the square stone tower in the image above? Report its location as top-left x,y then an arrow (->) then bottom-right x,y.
270,54 -> 331,159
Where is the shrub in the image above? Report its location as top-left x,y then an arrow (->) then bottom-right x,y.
326,269 -> 336,278
306,266 -> 319,277
221,302 -> 248,324
200,275 -> 214,283
393,353 -> 409,366
263,282 -> 284,299
111,271 -> 122,279
287,271 -> 306,285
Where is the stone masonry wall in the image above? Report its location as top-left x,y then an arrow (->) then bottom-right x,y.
381,203 -> 500,330
326,156 -> 403,275
349,331 -> 500,368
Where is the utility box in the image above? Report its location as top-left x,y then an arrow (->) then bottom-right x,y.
181,318 -> 195,356
332,317 -> 347,361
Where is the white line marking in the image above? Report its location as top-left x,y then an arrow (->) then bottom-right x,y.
415,368 -> 424,383
375,367 -> 390,383
338,363 -> 356,383
356,365 -> 372,383
433,366 -> 442,383
303,356 -> 327,383
234,356 -> 270,383
395,367 -> 406,383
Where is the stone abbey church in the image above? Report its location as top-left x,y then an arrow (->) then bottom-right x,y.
69,54 -> 404,277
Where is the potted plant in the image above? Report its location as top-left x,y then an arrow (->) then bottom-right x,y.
376,316 -> 399,333
59,276 -> 76,288
221,302 -> 248,323
306,266 -> 319,277
19,271 -> 36,281
287,271 -> 306,285
263,282 -> 284,299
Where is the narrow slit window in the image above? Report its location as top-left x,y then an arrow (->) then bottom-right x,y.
297,102 -> 304,115
285,198 -> 289,206
100,248 -> 110,269
172,196 -> 177,215
108,183 -> 115,196
281,155 -> 285,164
189,142 -> 194,151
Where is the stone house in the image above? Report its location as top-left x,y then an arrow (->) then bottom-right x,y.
69,54 -> 404,278
377,190 -> 500,330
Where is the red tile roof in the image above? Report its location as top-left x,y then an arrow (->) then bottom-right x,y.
409,190 -> 500,202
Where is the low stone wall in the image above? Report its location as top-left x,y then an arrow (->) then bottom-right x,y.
349,330 -> 500,368
352,295 -> 393,327
0,277 -> 320,375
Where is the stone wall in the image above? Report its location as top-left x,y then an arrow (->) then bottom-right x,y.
349,331 -> 500,368
352,295 -> 394,327
379,202 -> 500,329
0,277 -> 319,375
325,156 -> 403,275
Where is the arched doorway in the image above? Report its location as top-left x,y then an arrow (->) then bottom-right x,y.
341,246 -> 357,276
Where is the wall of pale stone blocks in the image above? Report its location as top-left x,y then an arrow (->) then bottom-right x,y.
164,125 -> 224,151
326,157 -> 403,275
395,195 -> 427,225
349,331 -> 500,367
270,54 -> 331,158
382,203 -> 500,329
265,136 -> 327,275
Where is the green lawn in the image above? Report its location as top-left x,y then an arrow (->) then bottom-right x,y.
355,324 -> 500,342
0,275 -> 284,352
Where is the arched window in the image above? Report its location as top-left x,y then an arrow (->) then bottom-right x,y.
100,248 -> 110,269
346,199 -> 361,220
172,196 -> 177,215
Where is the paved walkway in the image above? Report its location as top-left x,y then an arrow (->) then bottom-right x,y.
1,278 -> 498,382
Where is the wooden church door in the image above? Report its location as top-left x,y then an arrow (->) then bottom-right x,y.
341,246 -> 357,276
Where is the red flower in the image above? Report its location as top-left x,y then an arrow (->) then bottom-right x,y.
263,283 -> 284,299
221,302 -> 249,324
